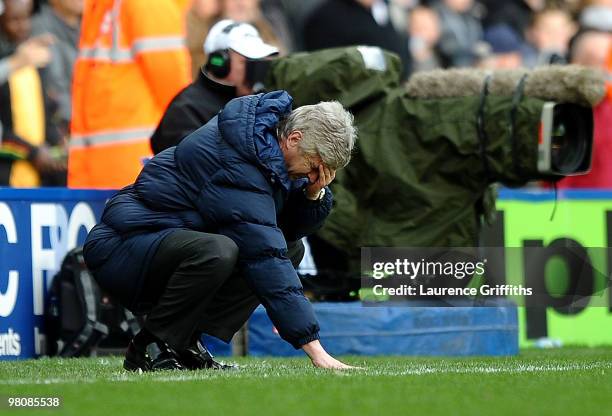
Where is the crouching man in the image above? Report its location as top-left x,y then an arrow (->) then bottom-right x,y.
83,90 -> 357,371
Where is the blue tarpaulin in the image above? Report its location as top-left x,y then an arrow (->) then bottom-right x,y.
247,301 -> 518,357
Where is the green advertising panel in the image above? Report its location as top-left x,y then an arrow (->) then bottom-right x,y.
496,189 -> 612,346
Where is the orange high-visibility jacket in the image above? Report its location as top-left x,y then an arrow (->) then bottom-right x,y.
69,0 -> 191,189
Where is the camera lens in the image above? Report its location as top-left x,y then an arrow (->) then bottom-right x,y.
550,104 -> 592,174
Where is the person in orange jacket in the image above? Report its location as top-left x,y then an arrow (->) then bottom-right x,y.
68,0 -> 191,189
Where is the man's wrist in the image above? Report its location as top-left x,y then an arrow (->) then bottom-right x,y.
302,339 -> 325,358
305,187 -> 325,201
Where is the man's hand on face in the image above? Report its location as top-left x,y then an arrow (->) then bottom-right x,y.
305,164 -> 335,200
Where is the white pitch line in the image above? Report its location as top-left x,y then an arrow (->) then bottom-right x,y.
0,361 -> 610,385
385,362 -> 612,376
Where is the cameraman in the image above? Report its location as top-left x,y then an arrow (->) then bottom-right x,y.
150,19 -> 279,154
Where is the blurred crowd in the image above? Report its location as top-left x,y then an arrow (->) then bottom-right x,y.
0,0 -> 611,188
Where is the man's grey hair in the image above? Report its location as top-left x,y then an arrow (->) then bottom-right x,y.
278,101 -> 357,169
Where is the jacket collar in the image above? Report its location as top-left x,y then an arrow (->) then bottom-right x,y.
198,69 -> 237,97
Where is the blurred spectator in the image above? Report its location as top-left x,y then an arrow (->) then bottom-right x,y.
480,0 -> 545,40
186,0 -> 219,79
408,5 -> 443,71
68,0 -> 191,189
558,0 -> 582,12
433,0 -> 484,67
186,0 -> 288,80
525,8 -> 577,66
190,0 -> 219,17
388,0 -> 418,34
151,19 -> 278,154
32,0 -> 82,132
0,0 -> 66,187
230,0 -> 293,50
303,0 -> 412,77
278,0 -> 324,50
557,29 -> 612,188
261,0 -> 295,50
480,23 -> 525,68
570,29 -> 610,66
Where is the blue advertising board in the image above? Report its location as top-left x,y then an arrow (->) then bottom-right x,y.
0,188 -> 115,360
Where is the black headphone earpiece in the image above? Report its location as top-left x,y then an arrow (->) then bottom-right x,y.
206,49 -> 231,78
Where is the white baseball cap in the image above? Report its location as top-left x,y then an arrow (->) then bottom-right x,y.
204,19 -> 279,59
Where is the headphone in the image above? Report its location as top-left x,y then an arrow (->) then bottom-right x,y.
205,22 -> 243,79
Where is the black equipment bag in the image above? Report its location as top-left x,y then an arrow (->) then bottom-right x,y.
301,235 -> 361,301
45,247 -> 140,357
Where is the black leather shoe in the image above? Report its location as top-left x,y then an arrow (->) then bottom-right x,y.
177,339 -> 238,371
123,338 -> 185,372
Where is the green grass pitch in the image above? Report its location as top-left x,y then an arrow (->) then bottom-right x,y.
0,348 -> 610,416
